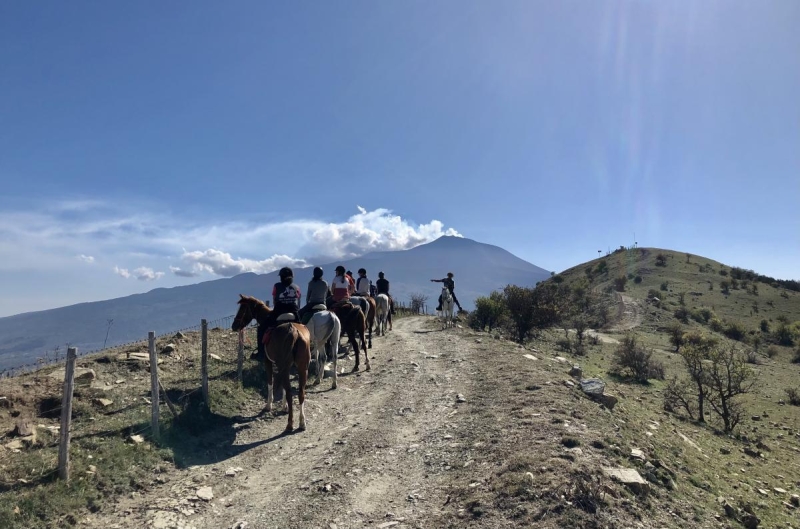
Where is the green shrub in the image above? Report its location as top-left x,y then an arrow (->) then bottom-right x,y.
793,347 -> 800,364
719,269 -> 728,276
612,334 -> 663,382
634,275 -> 642,284
647,289 -> 660,299
674,307 -> 689,324
723,322 -> 746,341
785,387 -> 800,406
766,345 -> 780,359
655,254 -> 667,267
690,308 -> 713,324
660,281 -> 669,292
760,319 -> 770,332
709,318 -> 724,332
614,276 -> 627,292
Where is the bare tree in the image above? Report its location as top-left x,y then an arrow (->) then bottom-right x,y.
410,293 -> 428,314
705,347 -> 756,432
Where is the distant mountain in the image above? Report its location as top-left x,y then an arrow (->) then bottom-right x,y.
0,236 -> 551,371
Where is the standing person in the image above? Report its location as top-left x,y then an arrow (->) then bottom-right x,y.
355,268 -> 371,296
330,265 -> 352,303
431,272 -> 463,312
299,266 -> 328,323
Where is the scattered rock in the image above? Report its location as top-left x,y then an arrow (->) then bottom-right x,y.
93,398 -> 114,408
196,486 -> 214,501
580,378 -> 606,397
720,446 -> 731,455
630,448 -> 646,461
554,356 -> 568,363
174,331 -> 186,340
5,439 -> 24,451
602,467 -> 649,494
757,488 -> 769,496
161,343 -> 176,355
791,494 -> 800,507
0,397 -> 11,409
751,415 -> 761,422
563,380 -> 575,388
128,434 -> 145,445
13,419 -> 34,437
773,487 -> 787,494
210,353 -> 222,361
522,354 -> 538,361
48,368 -> 96,385
378,522 -> 399,528
598,393 -> 618,411
569,365 -> 582,378
456,394 -> 466,403
741,512 -> 760,529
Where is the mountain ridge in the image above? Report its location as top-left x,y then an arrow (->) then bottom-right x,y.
0,236 -> 551,371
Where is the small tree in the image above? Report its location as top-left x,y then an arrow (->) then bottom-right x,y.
667,323 -> 685,352
471,292 -> 506,331
573,316 -> 588,346
410,293 -> 428,314
614,275 -> 627,292
678,333 -> 718,423
760,319 -> 769,333
705,347 -> 755,432
503,285 -> 537,343
612,334 -> 662,383
655,254 -> 668,267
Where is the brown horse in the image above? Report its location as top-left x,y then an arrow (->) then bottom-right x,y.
231,294 -> 311,433
328,300 -> 370,372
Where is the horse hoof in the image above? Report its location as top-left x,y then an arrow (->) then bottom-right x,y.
297,424 -> 306,432
312,379 -> 320,386
332,382 -> 337,390
284,426 -> 293,434
351,365 -> 359,373
366,365 -> 371,372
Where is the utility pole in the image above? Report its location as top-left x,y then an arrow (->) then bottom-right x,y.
103,319 -> 114,349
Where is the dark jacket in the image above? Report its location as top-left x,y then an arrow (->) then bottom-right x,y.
272,281 -> 301,315
376,278 -> 390,294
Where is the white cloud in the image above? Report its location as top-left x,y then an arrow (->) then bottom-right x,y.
132,267 -> 164,281
178,250 -> 308,277
169,266 -> 198,278
0,200 -> 461,281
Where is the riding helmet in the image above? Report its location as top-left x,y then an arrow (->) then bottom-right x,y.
378,271 -> 385,279
447,272 -> 454,277
279,267 -> 293,280
358,268 -> 366,275
313,266 -> 324,279
335,265 -> 345,274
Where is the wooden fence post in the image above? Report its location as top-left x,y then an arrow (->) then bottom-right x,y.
237,330 -> 244,386
201,319 -> 209,406
58,347 -> 77,481
148,332 -> 160,441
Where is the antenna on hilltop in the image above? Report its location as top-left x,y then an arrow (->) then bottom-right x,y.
597,250 -> 601,259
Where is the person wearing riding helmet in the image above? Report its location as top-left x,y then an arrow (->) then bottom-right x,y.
431,272 -> 462,311
345,270 -> 356,292
298,266 -> 328,323
253,267 -> 301,360
330,265 -> 352,302
272,267 -> 302,322
375,271 -> 395,315
355,268 -> 371,296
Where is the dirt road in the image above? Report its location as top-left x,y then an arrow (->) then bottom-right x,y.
88,316 -> 492,529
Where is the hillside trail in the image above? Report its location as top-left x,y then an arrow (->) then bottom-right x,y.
85,316 -> 495,529
608,293 -> 643,332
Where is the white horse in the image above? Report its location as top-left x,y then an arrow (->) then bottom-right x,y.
306,307 -> 341,389
375,294 -> 390,336
440,286 -> 455,329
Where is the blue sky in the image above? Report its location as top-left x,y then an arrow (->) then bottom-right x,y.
1,1 -> 798,317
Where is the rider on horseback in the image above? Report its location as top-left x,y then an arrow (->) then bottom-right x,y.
431,272 -> 463,312
376,271 -> 395,315
253,267 -> 301,359
355,268 -> 371,297
299,266 -> 329,324
330,265 -> 353,303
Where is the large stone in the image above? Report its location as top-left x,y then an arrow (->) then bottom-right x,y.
93,398 -> 114,408
741,513 -> 760,529
569,365 -> 582,378
580,378 -> 606,396
13,419 -> 34,437
598,393 -> 618,411
161,343 -> 176,355
196,486 -> 214,501
0,397 -> 11,409
48,368 -> 96,385
602,467 -> 649,494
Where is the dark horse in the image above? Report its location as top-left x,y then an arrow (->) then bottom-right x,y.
327,299 -> 370,372
232,294 -> 311,433
349,296 -> 376,348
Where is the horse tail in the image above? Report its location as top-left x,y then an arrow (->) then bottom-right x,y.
331,313 -> 341,355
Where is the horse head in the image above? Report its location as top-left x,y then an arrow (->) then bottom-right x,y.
232,294 -> 270,331
442,286 -> 453,302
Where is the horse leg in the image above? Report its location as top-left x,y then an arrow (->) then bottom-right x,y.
297,357 -> 308,431
368,315 -> 373,349
329,339 -> 338,389
350,331 -> 360,372
265,359 -> 274,412
361,326 -> 370,372
282,365 -> 293,432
